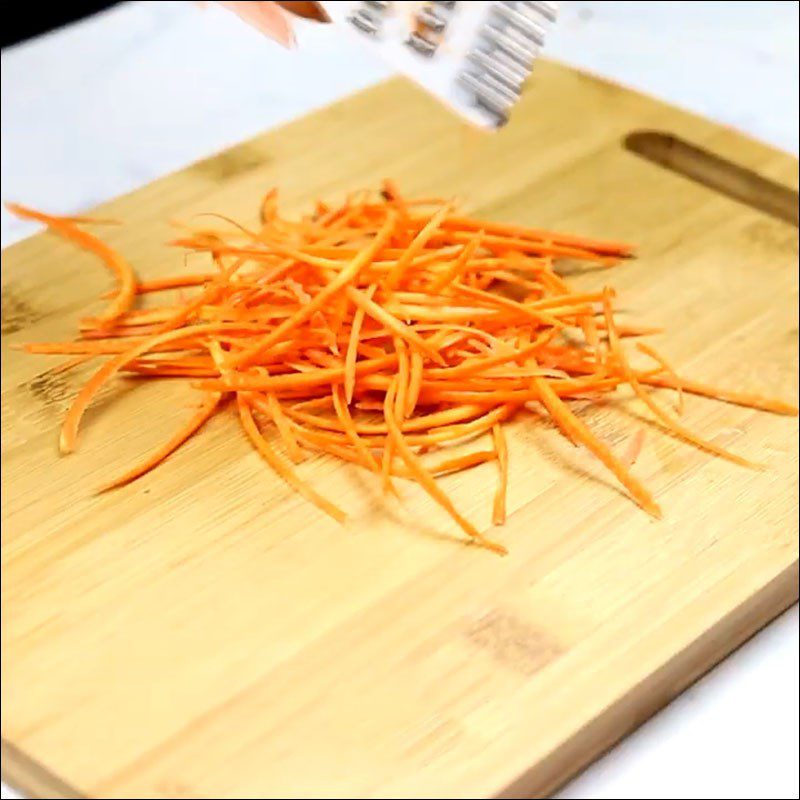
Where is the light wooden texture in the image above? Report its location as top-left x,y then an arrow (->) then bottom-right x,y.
2,61 -> 798,799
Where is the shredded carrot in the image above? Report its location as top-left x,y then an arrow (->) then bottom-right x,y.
492,423 -> 508,525
100,393 -> 224,492
406,350 -> 424,417
15,184 -> 796,552
331,385 -> 382,476
601,289 -> 762,469
7,202 -> 137,324
535,375 -> 662,517
237,394 -> 346,523
252,392 -> 305,464
636,341 -> 685,414
383,380 -> 506,554
385,202 -> 451,289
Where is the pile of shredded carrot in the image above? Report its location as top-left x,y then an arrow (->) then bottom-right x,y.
8,183 -> 797,554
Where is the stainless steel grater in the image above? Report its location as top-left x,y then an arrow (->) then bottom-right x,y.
317,1 -> 558,130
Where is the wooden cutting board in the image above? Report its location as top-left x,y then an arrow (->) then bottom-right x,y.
2,61 -> 798,799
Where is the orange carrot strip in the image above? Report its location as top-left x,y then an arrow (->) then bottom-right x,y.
385,203 -> 451,289
427,215 -> 634,257
451,282 -> 565,328
344,283 -> 375,404
406,350 -> 424,417
430,232 -> 484,291
381,337 -> 408,492
602,290 -> 761,469
7,202 -> 137,324
345,286 -> 444,364
424,450 -> 497,476
251,393 -> 306,463
99,393 -> 223,491
60,322 -> 254,453
534,376 -> 661,517
237,394 -> 346,523
331,386 -> 381,475
383,380 -> 506,554
639,374 -> 798,416
197,353 -> 398,392
103,274 -> 213,297
285,403 -> 486,435
636,342 -> 685,414
430,230 -> 617,263
492,423 -> 508,525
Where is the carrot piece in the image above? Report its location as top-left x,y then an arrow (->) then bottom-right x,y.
385,203 -> 451,289
394,337 -> 410,421
331,385 -> 381,475
451,282 -> 565,328
431,229 -> 618,263
430,232 -> 484,291
636,342 -> 685,414
251,393 -> 306,463
405,350 -> 424,417
426,214 -> 634,257
60,322 -> 254,453
534,376 -> 662,517
237,394 -> 346,523
422,450 -> 497,477
197,353 -> 398,392
346,286 -> 444,364
639,374 -> 798,416
492,423 -> 508,525
602,290 -> 762,469
260,188 -> 279,225
383,380 -> 506,554
104,273 -> 213,296
100,393 -> 223,492
6,202 -> 137,324
344,284 -> 375,404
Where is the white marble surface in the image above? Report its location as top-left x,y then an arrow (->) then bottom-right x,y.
1,2 -> 798,798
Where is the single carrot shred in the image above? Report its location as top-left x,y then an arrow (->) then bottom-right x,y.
17,183 -> 796,552
237,394 -> 346,523
601,289 -> 763,469
100,393 -> 224,492
636,341 -> 685,415
491,423 -> 508,526
7,202 -> 138,324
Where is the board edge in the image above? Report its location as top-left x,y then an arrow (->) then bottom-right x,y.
495,558 -> 800,799
1,739 -> 86,800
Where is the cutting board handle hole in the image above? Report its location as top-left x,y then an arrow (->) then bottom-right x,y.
624,131 -> 799,227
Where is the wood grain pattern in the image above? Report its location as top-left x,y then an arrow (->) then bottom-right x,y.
2,61 -> 798,799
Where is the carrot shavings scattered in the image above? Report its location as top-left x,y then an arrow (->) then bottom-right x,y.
10,185 -> 797,553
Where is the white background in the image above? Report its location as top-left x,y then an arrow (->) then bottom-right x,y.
1,2 -> 798,797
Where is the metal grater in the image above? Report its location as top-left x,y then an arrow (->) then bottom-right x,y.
318,1 -> 558,130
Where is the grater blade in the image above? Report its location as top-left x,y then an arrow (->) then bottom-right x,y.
318,1 -> 558,130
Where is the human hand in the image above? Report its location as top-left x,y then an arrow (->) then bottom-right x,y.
217,2 -> 329,48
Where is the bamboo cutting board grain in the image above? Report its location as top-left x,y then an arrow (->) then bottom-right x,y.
2,62 -> 798,799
